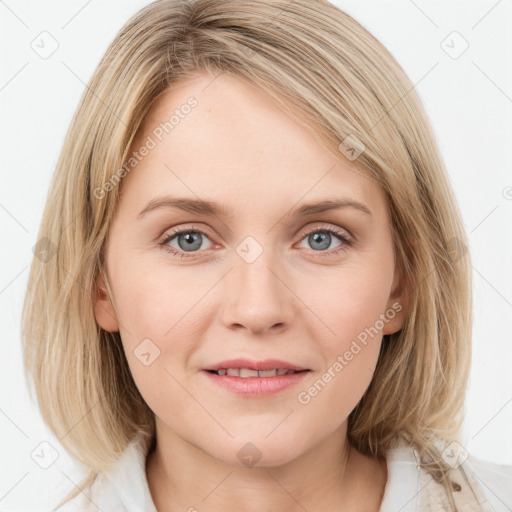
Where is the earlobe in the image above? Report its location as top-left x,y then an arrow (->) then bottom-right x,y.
93,273 -> 120,333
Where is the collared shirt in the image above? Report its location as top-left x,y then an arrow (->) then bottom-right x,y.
53,434 -> 512,511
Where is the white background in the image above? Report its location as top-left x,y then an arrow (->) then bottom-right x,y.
1,0 -> 511,510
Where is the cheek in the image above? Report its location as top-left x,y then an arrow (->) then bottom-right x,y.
292,260 -> 393,408
110,257 -> 204,342
293,266 -> 391,421
108,259 -> 212,400
299,260 -> 394,348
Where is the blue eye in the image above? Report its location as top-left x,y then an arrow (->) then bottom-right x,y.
159,229 -> 213,258
298,226 -> 352,256
158,224 -> 352,259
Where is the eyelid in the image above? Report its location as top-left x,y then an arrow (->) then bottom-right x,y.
158,223 -> 214,243
300,222 -> 353,241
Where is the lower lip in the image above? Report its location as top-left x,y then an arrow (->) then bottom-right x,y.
202,370 -> 310,397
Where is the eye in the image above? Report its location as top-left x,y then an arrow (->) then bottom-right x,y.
297,225 -> 352,257
159,227 -> 213,259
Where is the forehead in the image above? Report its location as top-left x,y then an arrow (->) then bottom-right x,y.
118,70 -> 386,220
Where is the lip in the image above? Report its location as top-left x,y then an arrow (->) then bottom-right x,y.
203,369 -> 310,397
203,358 -> 308,372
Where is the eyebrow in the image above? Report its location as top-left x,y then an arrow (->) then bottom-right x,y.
137,195 -> 372,219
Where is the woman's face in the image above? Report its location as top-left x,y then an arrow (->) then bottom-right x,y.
94,70 -> 406,467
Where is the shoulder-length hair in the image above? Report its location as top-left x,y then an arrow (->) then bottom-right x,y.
22,0 -> 472,509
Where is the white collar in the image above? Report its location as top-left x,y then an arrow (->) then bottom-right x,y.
379,443 -> 421,512
100,434 -> 158,512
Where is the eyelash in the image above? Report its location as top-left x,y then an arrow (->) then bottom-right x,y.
158,224 -> 352,259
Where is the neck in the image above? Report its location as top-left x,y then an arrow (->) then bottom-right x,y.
146,420 -> 387,512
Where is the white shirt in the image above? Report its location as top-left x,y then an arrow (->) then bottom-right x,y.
54,434 -> 512,512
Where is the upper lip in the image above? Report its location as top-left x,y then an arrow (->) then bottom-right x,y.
203,359 -> 309,371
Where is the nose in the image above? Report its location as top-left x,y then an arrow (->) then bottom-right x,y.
220,250 -> 295,336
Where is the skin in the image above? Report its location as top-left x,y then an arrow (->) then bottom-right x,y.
94,69 -> 408,512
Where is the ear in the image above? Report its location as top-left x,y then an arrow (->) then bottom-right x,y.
93,273 -> 120,332
383,257 -> 410,336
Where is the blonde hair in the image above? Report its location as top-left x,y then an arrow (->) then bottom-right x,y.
22,0 -> 473,509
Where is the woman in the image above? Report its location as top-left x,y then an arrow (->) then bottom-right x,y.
22,1 -> 511,511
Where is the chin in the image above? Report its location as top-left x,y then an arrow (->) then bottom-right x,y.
204,430 -> 310,468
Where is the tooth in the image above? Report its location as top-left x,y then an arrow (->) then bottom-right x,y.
239,368 -> 259,378
218,367 -> 297,377
258,369 -> 277,377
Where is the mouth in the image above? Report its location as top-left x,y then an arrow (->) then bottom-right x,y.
203,358 -> 310,375
205,368 -> 309,377
202,359 -> 311,396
